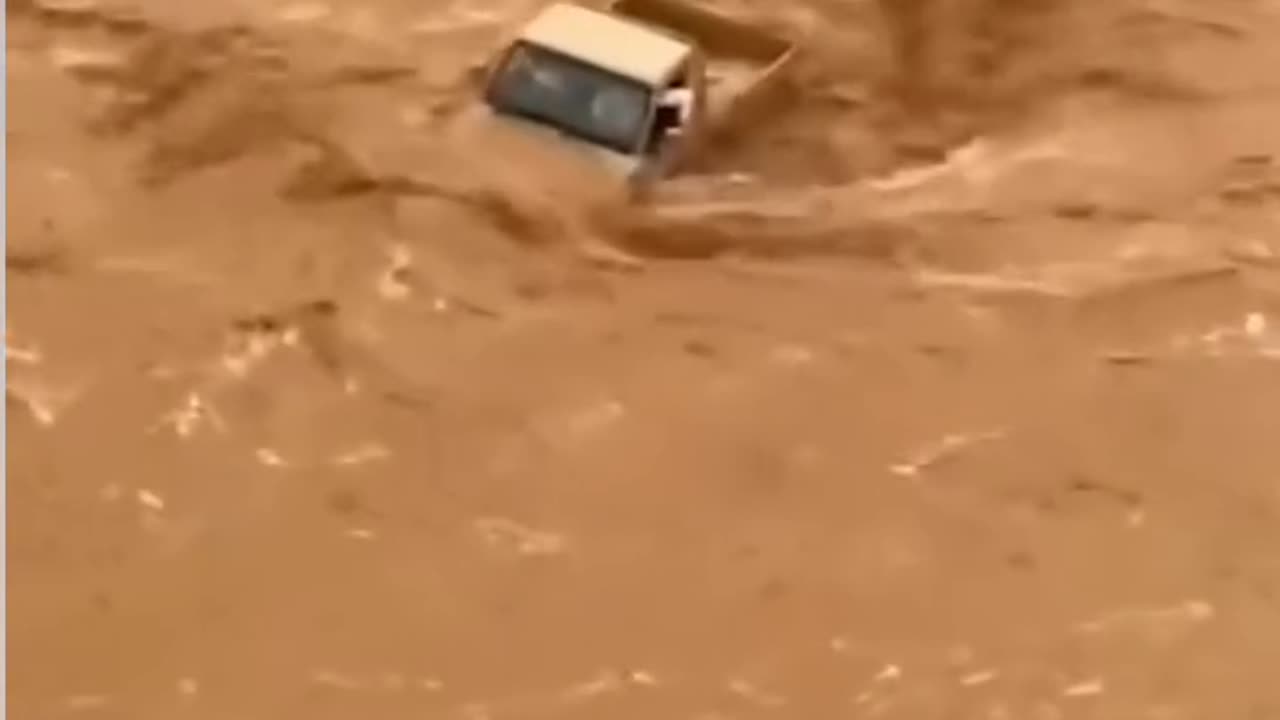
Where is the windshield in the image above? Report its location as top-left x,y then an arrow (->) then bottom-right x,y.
485,41 -> 654,156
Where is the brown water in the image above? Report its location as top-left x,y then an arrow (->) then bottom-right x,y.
9,0 -> 1280,718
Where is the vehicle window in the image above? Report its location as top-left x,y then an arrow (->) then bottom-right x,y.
486,42 -> 653,155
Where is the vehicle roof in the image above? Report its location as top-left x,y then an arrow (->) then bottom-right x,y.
518,3 -> 691,86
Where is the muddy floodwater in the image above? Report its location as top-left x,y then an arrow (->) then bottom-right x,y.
8,0 -> 1280,718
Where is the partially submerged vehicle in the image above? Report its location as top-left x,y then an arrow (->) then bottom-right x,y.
306,0 -> 801,260
475,0 -> 798,196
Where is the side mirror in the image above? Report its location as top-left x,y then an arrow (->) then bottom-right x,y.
654,104 -> 680,134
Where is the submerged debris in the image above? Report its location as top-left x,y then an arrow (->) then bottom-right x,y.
63,694 -> 111,711
136,488 -> 166,511
8,377 -> 86,427
1062,678 -> 1105,698
274,2 -> 332,24
473,517 -> 568,557
1244,311 -> 1268,338
151,392 -> 225,438
176,677 -> 199,697
254,447 -> 289,468
331,442 -> 391,467
1075,599 -> 1215,633
890,428 -> 1008,478
309,669 -> 443,693
539,398 -> 628,448
911,268 -> 1073,299
960,669 -> 999,687
5,336 -> 43,365
873,664 -> 904,683
1172,311 -> 1277,359
562,670 -> 627,701
376,243 -> 415,301
48,41 -> 127,81
727,678 -> 787,707
310,670 -> 362,690
221,317 -> 297,380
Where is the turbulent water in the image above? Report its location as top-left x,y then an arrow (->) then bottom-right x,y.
9,0 -> 1280,718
